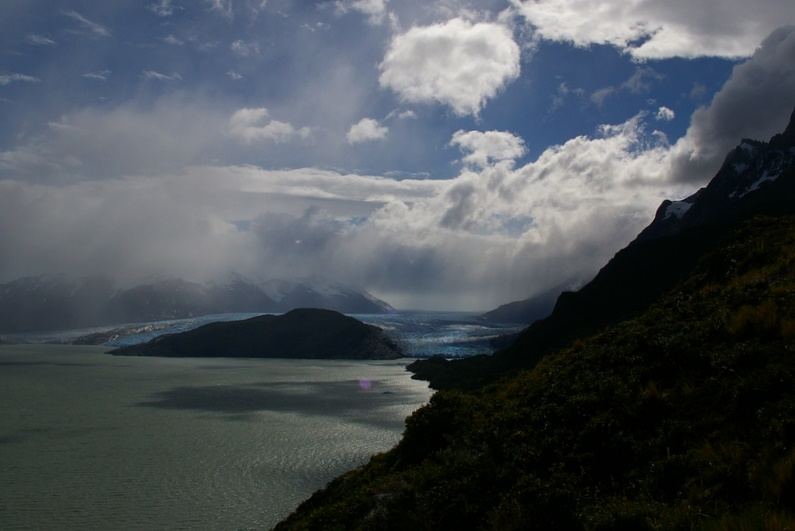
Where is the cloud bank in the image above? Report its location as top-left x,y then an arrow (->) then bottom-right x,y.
511,0 -> 795,59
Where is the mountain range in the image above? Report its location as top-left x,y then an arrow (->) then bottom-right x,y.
0,275 -> 394,334
410,108 -> 795,389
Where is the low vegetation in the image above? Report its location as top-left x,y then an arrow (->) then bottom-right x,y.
275,215 -> 795,530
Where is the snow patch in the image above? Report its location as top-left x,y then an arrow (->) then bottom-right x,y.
739,171 -> 781,198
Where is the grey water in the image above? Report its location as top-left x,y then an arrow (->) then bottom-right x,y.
0,344 -> 432,530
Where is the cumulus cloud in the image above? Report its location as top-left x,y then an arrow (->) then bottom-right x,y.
346,118 -> 389,144
379,18 -> 520,116
666,25 -> 795,182
0,73 -> 40,86
227,108 -> 312,144
656,106 -> 675,121
450,130 -> 526,168
62,10 -> 111,39
226,70 -> 243,80
511,0 -> 795,59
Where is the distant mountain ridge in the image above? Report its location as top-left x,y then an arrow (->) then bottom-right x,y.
480,282 -> 575,324
410,107 -> 795,389
0,275 -> 394,333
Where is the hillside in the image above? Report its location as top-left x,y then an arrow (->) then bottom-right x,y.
479,283 -> 566,324
109,308 -> 402,360
275,214 -> 795,530
411,108 -> 795,390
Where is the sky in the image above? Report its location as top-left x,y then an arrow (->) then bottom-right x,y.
0,0 -> 794,310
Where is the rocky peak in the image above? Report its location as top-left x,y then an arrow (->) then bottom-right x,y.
638,107 -> 795,242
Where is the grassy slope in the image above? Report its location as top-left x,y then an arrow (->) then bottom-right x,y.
275,215 -> 795,531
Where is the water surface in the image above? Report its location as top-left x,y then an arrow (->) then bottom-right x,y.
0,344 -> 431,530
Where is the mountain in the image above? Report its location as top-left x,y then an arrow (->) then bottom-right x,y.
275,214 -> 795,530
480,283 -> 572,324
110,308 -> 403,360
0,275 -> 115,334
410,108 -> 795,390
0,275 -> 394,333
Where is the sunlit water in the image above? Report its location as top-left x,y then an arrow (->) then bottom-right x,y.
0,344 -> 432,530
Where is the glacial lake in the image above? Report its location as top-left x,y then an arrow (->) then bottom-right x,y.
0,344 -> 432,530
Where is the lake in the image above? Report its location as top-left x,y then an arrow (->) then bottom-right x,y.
0,344 -> 432,530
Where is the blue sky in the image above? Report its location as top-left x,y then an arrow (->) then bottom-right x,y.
1,0 -> 794,309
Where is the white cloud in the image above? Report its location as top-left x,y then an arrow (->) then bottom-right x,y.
550,81 -> 585,112
207,0 -> 233,19
62,10 -> 111,38
0,73 -> 41,86
511,0 -> 795,59
149,0 -> 177,17
82,70 -> 111,81
346,118 -> 389,144
379,18 -> 521,116
666,25 -> 795,182
589,67 -> 663,108
163,34 -> 184,46
590,87 -> 615,107
450,130 -> 526,168
335,0 -> 389,25
656,106 -> 675,121
227,108 -> 312,144
26,34 -> 56,46
230,39 -> 260,57
385,109 -> 417,121
622,67 -> 663,94
226,70 -> 244,80
142,70 -> 182,81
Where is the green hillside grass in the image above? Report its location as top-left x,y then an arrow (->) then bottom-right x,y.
275,215 -> 795,530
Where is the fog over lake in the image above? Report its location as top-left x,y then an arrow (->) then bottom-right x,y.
0,345 -> 431,530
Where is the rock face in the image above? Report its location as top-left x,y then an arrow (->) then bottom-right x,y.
411,107 -> 795,390
0,275 -> 395,334
109,308 -> 403,360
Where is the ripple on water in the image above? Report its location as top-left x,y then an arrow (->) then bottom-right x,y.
0,346 -> 431,530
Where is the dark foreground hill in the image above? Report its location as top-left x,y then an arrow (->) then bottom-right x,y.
276,214 -> 795,530
110,309 -> 402,360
